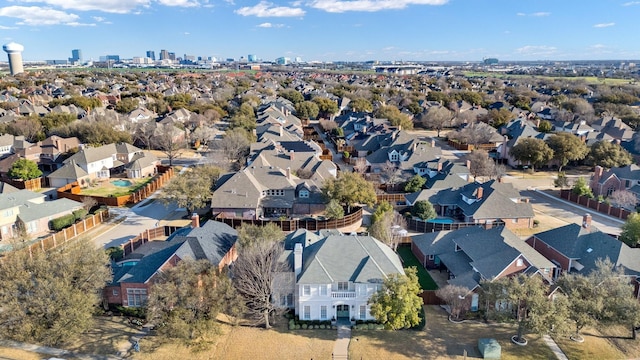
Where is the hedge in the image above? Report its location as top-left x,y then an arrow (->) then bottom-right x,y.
50,214 -> 76,231
72,209 -> 88,220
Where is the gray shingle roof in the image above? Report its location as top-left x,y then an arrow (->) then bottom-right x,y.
17,197 -> 82,222
298,235 -> 404,284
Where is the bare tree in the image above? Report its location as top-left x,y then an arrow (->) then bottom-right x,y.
369,210 -> 407,251
232,240 -> 287,328
381,160 -> 400,187
214,128 -> 251,166
421,106 -> 453,137
319,119 -> 337,132
449,122 -> 497,147
132,120 -> 156,150
456,110 -> 478,126
151,124 -> 187,166
353,157 -> 368,174
436,285 -> 472,321
191,126 -> 217,146
608,190 -> 638,210
465,150 -> 496,181
81,196 -> 98,212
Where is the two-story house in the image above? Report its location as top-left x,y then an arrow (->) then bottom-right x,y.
590,164 -> 640,199
286,231 -> 404,322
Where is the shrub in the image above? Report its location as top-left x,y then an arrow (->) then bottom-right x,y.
301,324 -> 308,330
289,323 -> 296,330
50,213 -> 76,231
114,305 -> 146,318
295,324 -> 300,330
72,209 -> 88,220
106,247 -> 124,262
320,325 -> 325,329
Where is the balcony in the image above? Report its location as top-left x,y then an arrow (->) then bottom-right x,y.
331,291 -> 356,299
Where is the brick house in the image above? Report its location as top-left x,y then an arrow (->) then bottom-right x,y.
590,165 -> 640,198
104,215 -> 238,307
525,214 -> 640,290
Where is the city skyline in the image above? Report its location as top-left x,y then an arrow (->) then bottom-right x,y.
0,0 -> 638,62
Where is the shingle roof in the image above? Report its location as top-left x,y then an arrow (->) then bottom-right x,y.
17,197 -> 82,222
298,235 -> 404,284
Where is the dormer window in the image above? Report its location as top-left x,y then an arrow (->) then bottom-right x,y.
299,189 -> 310,198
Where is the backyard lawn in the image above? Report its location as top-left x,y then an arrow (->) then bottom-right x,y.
397,246 -> 438,290
79,177 -> 155,197
350,305 -> 557,360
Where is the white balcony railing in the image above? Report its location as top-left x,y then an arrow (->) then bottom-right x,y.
331,291 -> 356,298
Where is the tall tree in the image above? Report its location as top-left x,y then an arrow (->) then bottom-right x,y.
465,150 -> 496,180
8,158 -> 42,180
350,97 -> 373,113
448,122 -> 496,147
313,97 -> 339,119
404,174 -> 426,192
571,177 -> 594,198
236,223 -> 283,249
0,239 -> 111,346
509,138 -> 554,171
421,106 -> 452,137
588,140 -> 633,169
324,199 -> 345,220
369,208 -> 407,251
620,213 -> 640,247
436,285 -> 471,321
147,260 -> 241,341
151,124 -> 187,166
321,172 -> 376,213
369,267 -> 423,330
608,189 -> 638,210
214,127 -> 252,166
294,101 -> 319,120
232,239 -> 287,328
546,133 -> 589,171
411,200 -> 437,221
160,165 -> 222,215
376,105 -> 414,130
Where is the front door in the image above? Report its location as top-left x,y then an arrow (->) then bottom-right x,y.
336,305 -> 349,319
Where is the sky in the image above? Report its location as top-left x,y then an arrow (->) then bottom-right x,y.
0,0 -> 638,62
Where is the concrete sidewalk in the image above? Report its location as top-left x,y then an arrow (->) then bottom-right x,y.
332,324 -> 351,360
543,335 -> 569,360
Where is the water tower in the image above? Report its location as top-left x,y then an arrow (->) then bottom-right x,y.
3,42 -> 24,75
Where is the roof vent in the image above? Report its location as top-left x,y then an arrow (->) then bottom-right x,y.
586,248 -> 593,253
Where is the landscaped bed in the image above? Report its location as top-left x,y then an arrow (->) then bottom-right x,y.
78,177 -> 155,197
396,246 -> 438,290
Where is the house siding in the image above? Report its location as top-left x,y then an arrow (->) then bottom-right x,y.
296,283 -> 378,321
525,236 -> 571,272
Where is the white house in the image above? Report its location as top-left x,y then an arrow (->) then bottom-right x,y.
289,232 -> 405,322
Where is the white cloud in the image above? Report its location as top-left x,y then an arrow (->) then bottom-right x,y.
516,45 -> 557,56
14,0 -> 151,14
236,1 -> 304,17
157,0 -> 200,7
0,25 -> 18,29
590,44 -> 606,49
517,12 -> 550,17
184,31 -> 190,35
308,0 -> 447,13
65,22 -> 96,26
0,6 -> 81,26
623,1 -> 640,5
257,22 -> 284,27
92,16 -> 106,21
594,22 -> 615,28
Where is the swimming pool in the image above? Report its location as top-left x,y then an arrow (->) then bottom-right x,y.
427,218 -> 455,224
111,179 -> 133,187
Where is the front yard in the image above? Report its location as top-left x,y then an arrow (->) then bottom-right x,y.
78,177 -> 155,197
397,246 -> 438,290
350,305 -> 556,360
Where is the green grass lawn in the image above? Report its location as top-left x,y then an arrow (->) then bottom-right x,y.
396,246 -> 438,290
79,177 -> 154,197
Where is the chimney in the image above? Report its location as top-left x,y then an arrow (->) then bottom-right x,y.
536,118 -> 540,128
431,139 -> 436,148
582,213 -> 592,229
523,198 -> 529,203
279,125 -> 283,137
289,150 -> 294,160
615,139 -> 621,145
294,243 -> 303,280
413,142 -> 417,151
466,159 -> 471,169
191,213 -> 200,228
502,135 -> 509,158
437,162 -> 443,172
476,186 -> 483,199
594,166 -> 604,183
286,167 -> 291,180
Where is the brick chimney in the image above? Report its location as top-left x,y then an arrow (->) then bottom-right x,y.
431,139 -> 436,148
191,213 -> 200,228
593,166 -> 604,185
476,186 -> 483,199
466,159 -> 471,169
582,213 -> 592,229
289,150 -> 294,160
437,162 -> 443,172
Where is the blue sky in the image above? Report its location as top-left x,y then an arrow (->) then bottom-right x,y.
0,0 -> 637,62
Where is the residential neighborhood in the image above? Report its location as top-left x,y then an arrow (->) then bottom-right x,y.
1,65 -> 640,360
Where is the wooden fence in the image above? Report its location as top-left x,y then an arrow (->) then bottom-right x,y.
420,290 -> 445,305
27,209 -> 109,255
407,218 -> 505,233
1,176 -> 48,191
559,189 -> 631,220
120,226 -> 178,257
57,165 -> 175,207
377,193 -> 407,203
447,139 -> 497,151
215,207 -> 363,232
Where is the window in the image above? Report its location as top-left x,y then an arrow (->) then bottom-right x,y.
126,288 -> 147,307
303,285 -> 310,296
455,244 -> 462,252
337,282 -> 349,291
428,254 -> 434,260
516,258 -> 524,267
26,221 -> 37,234
320,285 -> 327,296
299,189 -> 309,198
1,226 -> 6,235
303,306 -> 311,320
359,305 -> 367,320
112,289 -> 119,296
320,306 -> 327,319
3,209 -> 13,217
512,219 -> 517,223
